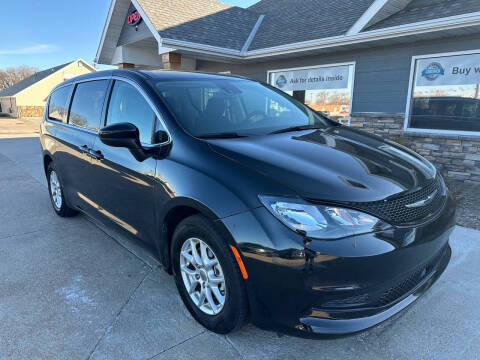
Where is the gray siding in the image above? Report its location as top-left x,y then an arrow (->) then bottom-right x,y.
197,34 -> 480,114
117,3 -> 153,47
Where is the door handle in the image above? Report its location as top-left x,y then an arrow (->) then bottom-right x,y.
79,144 -> 90,153
89,149 -> 104,160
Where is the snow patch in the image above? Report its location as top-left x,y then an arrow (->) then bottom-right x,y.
56,275 -> 96,313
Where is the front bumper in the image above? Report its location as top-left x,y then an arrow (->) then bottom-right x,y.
300,243 -> 450,335
220,193 -> 456,336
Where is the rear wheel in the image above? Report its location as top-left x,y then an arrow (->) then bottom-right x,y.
47,163 -> 77,217
171,214 -> 248,334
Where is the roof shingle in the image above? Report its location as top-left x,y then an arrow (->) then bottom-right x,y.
113,0 -> 480,54
0,62 -> 71,98
246,0 -> 376,50
366,0 -> 480,31
137,0 -> 261,50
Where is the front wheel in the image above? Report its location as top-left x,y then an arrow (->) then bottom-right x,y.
171,214 -> 248,334
47,163 -> 77,217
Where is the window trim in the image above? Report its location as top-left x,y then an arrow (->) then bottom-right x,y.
51,75 -> 172,144
105,78 -> 170,146
67,78 -> 111,133
47,84 -> 73,123
266,61 -> 356,125
111,76 -> 171,147
404,49 -> 480,137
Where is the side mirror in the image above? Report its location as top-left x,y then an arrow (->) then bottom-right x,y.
153,130 -> 169,144
99,122 -> 141,149
99,122 -> 171,161
99,122 -> 148,161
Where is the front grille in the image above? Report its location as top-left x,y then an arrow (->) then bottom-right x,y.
342,176 -> 445,225
376,267 -> 425,307
322,293 -> 370,308
375,247 -> 446,307
317,247 -> 448,311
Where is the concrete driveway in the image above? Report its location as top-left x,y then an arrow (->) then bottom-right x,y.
0,128 -> 479,359
0,117 -> 41,139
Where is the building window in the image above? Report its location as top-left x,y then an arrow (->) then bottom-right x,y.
268,63 -> 355,124
406,50 -> 480,134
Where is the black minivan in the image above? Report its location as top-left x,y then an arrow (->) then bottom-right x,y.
40,70 -> 455,336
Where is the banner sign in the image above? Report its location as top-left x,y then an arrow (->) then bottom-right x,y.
416,53 -> 480,87
270,65 -> 350,91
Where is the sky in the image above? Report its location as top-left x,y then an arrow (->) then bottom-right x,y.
0,0 -> 259,71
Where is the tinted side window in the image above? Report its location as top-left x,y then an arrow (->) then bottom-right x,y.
69,80 -> 109,131
48,85 -> 71,122
463,100 -> 477,118
106,81 -> 156,144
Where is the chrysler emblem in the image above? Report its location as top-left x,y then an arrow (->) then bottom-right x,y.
405,190 -> 437,208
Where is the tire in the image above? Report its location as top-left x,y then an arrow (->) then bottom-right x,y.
46,162 -> 77,217
171,214 -> 248,334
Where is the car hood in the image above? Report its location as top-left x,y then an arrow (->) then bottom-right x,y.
206,126 -> 436,202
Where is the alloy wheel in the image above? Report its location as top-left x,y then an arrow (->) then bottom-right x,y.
179,237 -> 226,315
49,170 -> 62,209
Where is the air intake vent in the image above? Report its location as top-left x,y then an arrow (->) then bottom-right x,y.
376,247 -> 447,307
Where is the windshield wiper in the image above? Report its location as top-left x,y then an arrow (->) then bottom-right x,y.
196,132 -> 247,139
269,125 -> 323,135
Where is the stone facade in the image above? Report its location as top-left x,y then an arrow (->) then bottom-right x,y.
17,106 -> 44,118
350,113 -> 480,184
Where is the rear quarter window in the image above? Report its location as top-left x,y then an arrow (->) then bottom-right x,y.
48,85 -> 72,122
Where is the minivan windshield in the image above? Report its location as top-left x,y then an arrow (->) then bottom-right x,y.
152,78 -> 332,137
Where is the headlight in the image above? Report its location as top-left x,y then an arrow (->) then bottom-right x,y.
259,195 -> 385,240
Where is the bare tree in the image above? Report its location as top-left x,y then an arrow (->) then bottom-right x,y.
314,91 -> 328,105
0,66 -> 38,90
327,92 -> 350,105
